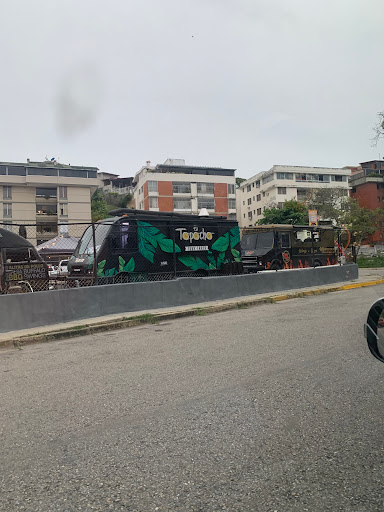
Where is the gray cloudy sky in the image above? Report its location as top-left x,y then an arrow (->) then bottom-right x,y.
0,0 -> 383,179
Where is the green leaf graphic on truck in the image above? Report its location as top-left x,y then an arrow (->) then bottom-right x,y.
137,221 -> 181,263
178,256 -> 209,270
97,260 -> 117,277
178,225 -> 241,270
119,256 -> 135,273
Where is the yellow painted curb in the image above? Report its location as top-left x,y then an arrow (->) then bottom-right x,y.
342,279 -> 384,290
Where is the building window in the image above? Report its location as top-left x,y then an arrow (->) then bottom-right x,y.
278,187 -> 287,194
3,186 -> 12,200
149,197 -> 158,208
148,180 -> 158,192
278,202 -> 284,208
352,187 -> 356,193
139,201 -> 144,209
253,196 -> 255,201
59,203 -> 68,216
197,182 -> 214,194
36,204 -> 57,215
247,198 -> 252,205
36,187 -> 57,198
228,213 -> 236,220
256,181 -> 260,188
37,223 -> 57,236
7,166 -> 26,176
257,194 -> 261,201
28,167 -> 58,177
296,173 -> 330,183
257,208 -> 262,215
59,186 -> 67,199
252,183 -> 255,188
262,174 -> 274,185
172,182 -> 191,194
173,199 -> 192,210
277,172 -> 293,180
262,191 -> 265,197
197,198 -> 215,210
3,203 -> 12,218
242,201 -> 245,205
331,175 -> 345,182
248,212 -> 252,220
227,184 -> 235,195
247,185 -> 251,192
228,198 -> 236,209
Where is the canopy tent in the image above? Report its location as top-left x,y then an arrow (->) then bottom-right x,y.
36,235 -> 79,255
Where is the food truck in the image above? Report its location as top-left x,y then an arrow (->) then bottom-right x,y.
241,224 -> 339,272
68,209 -> 243,283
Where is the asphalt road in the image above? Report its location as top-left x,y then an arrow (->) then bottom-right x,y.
1,286 -> 384,511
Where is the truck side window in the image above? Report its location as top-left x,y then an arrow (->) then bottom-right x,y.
280,233 -> 290,248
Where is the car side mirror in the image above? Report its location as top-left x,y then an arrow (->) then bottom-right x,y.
365,298 -> 384,363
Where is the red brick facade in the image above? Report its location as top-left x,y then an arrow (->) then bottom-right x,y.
214,197 -> 229,216
158,181 -> 173,197
351,180 -> 384,242
351,181 -> 384,210
158,196 -> 173,212
214,182 -> 227,198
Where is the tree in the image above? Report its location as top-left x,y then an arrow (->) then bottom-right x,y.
258,200 -> 309,225
340,199 -> 377,248
236,177 -> 246,188
308,188 -> 349,225
91,189 -> 109,222
372,111 -> 384,145
118,193 -> 133,208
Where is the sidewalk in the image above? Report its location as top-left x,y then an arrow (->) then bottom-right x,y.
2,267 -> 384,349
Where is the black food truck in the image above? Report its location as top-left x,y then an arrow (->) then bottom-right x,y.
68,209 -> 243,283
241,224 -> 339,272
0,228 -> 49,293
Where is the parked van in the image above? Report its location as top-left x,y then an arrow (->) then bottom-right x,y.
0,228 -> 49,293
241,224 -> 339,272
68,209 -> 243,283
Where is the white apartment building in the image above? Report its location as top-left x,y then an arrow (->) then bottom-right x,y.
0,160 -> 99,244
133,159 -> 237,218
237,165 -> 351,227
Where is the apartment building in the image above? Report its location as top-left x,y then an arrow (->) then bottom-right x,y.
0,160 -> 99,244
237,165 -> 351,227
98,172 -> 134,196
133,159 -> 236,218
350,160 -> 384,242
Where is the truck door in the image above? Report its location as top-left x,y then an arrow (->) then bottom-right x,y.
278,231 -> 292,268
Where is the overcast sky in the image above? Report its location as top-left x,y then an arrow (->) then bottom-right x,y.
0,0 -> 383,179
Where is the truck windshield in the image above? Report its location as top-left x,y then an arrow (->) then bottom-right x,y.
77,223 -> 112,256
241,234 -> 257,250
256,232 -> 274,249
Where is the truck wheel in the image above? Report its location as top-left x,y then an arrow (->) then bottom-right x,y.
270,261 -> 281,271
313,259 -> 322,267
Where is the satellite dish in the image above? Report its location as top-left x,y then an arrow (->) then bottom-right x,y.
199,208 -> 210,217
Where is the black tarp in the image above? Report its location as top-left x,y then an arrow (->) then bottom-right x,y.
0,228 -> 34,249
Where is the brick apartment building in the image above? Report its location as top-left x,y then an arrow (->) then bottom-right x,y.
133,159 -> 236,218
350,159 -> 384,242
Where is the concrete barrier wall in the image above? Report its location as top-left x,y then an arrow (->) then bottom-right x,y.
0,264 -> 358,334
